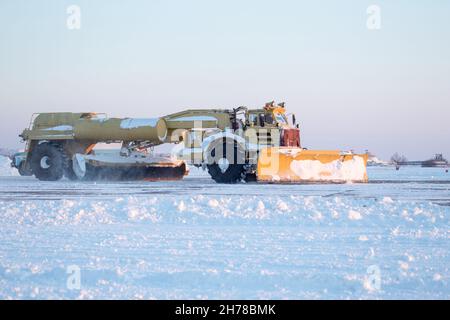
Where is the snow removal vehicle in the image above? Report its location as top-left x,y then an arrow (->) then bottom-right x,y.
11,151 -> 33,176
18,102 -> 368,183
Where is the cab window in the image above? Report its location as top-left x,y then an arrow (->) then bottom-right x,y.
275,113 -> 287,124
264,113 -> 274,124
249,114 -> 258,125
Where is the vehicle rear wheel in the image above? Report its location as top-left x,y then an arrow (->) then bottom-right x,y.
18,161 -> 33,176
30,142 -> 65,181
207,141 -> 245,184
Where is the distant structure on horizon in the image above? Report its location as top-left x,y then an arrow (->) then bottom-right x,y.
395,154 -> 449,168
421,154 -> 449,168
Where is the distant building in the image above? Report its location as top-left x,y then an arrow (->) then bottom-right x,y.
421,154 -> 448,168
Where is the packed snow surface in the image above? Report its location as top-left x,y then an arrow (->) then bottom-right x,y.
0,156 -> 18,177
120,118 -> 160,129
0,165 -> 449,299
42,125 -> 73,131
168,116 -> 218,122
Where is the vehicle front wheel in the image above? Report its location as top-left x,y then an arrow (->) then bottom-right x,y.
206,141 -> 245,184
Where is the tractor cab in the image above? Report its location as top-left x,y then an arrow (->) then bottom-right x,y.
265,103 -> 290,128
245,102 -> 289,128
254,102 -> 290,127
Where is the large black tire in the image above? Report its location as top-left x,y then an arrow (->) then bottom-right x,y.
207,140 -> 245,183
67,156 -> 99,181
18,161 -> 33,176
82,164 -> 101,181
64,159 -> 79,181
244,173 -> 257,183
30,142 -> 65,181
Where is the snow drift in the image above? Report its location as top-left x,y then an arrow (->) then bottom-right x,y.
0,166 -> 448,299
0,156 -> 18,177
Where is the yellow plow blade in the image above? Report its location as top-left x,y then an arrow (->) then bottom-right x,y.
257,147 -> 368,183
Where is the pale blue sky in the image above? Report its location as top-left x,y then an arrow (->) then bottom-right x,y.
1,0 -> 449,159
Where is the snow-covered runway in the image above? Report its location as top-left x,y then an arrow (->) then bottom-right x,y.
0,166 -> 449,299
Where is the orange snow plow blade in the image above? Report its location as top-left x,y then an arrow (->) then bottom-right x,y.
257,148 -> 368,183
